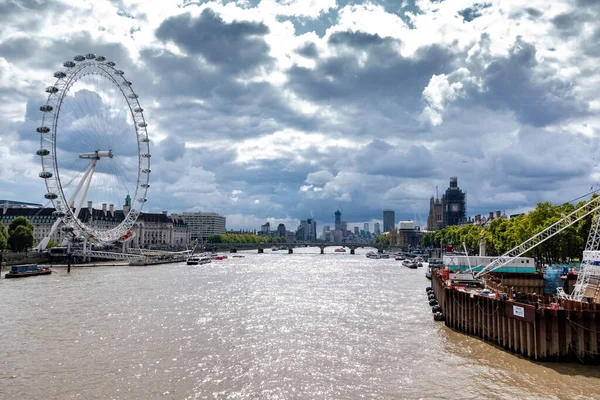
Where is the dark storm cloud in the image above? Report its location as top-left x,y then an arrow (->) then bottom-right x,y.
141,48 -> 317,139
551,11 -> 592,37
286,31 -> 455,127
524,8 -> 543,18
295,42 -> 319,58
351,139 -> 436,178
473,37 -> 586,127
156,135 -> 186,162
156,9 -> 273,75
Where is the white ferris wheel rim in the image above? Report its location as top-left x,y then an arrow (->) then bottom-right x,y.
37,53 -> 151,243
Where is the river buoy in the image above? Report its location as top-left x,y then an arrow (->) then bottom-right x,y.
429,299 -> 438,306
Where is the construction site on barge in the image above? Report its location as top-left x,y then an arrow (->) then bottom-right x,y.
427,193 -> 600,364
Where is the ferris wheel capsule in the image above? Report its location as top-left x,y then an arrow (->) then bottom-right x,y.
44,193 -> 58,200
40,105 -> 53,112
54,71 -> 67,79
106,61 -> 115,66
85,53 -> 96,59
36,148 -> 50,156
36,126 -> 50,133
52,210 -> 66,218
39,171 -> 53,179
63,61 -> 76,68
74,55 -> 85,62
96,56 -> 106,62
45,86 -> 58,93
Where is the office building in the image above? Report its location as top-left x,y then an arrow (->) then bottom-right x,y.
182,212 -> 226,242
383,210 -> 395,233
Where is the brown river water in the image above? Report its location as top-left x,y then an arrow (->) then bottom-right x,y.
1,247 -> 599,399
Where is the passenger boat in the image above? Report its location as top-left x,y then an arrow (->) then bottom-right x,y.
187,256 -> 201,265
199,256 -> 211,264
402,259 -> 418,269
334,248 -> 346,253
366,252 -> 381,259
5,264 -> 52,278
211,255 -> 228,260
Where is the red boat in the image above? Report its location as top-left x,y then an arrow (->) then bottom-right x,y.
211,255 -> 228,260
5,264 -> 52,279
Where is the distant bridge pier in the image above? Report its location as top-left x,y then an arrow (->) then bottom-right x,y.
258,248 -> 264,254
319,245 -> 325,254
350,246 -> 356,255
230,248 -> 237,253
288,247 -> 293,254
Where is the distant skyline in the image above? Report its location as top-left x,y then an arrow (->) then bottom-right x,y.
2,0 -> 599,230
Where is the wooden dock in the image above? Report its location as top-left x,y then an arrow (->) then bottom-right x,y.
430,271 -> 600,364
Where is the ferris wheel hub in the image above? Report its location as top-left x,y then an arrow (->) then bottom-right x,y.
79,150 -> 114,159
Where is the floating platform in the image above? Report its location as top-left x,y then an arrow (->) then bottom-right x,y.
430,270 -> 600,364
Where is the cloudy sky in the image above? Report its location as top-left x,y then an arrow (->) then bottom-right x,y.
1,0 -> 599,232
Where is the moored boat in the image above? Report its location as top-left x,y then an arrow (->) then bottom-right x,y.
5,264 -> 52,278
334,248 -> 346,253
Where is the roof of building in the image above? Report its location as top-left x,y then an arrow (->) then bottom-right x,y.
1,207 -> 185,226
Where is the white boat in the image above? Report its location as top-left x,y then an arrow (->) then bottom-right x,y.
366,252 -> 381,259
426,264 -> 432,279
187,256 -> 201,265
335,248 -> 346,253
402,259 -> 418,269
199,256 -> 211,264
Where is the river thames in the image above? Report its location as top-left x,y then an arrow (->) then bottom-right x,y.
1,247 -> 599,399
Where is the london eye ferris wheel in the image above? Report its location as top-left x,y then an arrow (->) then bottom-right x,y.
36,53 -> 151,245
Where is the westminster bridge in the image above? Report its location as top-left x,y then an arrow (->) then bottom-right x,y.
200,242 -> 390,255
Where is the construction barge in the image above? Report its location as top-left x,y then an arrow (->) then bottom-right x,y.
429,268 -> 600,364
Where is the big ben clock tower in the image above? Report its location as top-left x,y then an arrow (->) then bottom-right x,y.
442,177 -> 467,227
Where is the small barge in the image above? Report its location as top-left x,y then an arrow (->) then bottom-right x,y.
5,264 -> 52,279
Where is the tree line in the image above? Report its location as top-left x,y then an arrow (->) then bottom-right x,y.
207,233 -> 287,244
421,200 -> 595,264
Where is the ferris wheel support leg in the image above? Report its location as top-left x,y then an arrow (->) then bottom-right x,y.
67,160 -> 96,208
35,217 -> 63,251
74,159 -> 98,221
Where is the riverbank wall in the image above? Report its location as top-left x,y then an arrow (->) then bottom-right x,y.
431,271 -> 600,364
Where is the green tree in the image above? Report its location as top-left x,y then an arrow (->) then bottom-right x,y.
9,216 -> 34,234
46,239 -> 60,248
8,225 -> 34,252
0,223 -> 7,251
373,234 -> 389,246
